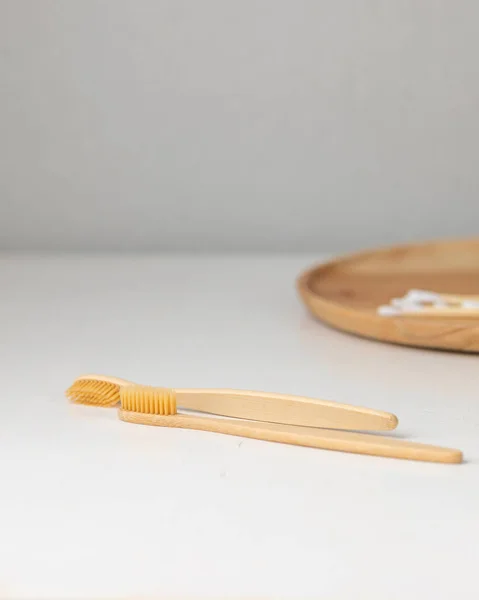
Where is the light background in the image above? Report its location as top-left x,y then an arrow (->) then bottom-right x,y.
2,6 -> 479,597
1,0 -> 478,252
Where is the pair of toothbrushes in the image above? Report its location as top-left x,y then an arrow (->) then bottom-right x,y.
66,374 -> 462,463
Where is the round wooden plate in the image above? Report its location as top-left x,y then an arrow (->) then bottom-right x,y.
297,238 -> 479,352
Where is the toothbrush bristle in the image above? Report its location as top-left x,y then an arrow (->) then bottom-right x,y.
66,379 -> 120,407
120,386 -> 177,415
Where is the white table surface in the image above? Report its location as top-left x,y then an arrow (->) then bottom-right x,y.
1,254 -> 478,599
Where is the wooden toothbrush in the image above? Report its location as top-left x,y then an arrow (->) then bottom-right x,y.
118,386 -> 463,464
66,374 -> 397,431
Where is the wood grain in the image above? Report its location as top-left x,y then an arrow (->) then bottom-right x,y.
118,409 -> 463,464
176,388 -> 397,431
297,238 -> 479,351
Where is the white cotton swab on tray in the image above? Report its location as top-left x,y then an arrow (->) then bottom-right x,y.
378,289 -> 479,318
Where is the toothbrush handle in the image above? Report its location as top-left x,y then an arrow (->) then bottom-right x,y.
175,388 -> 397,431
118,410 -> 462,464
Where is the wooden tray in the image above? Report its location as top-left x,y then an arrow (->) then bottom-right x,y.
297,238 -> 479,352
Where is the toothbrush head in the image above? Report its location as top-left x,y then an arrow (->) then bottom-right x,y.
66,374 -> 130,407
120,385 -> 177,415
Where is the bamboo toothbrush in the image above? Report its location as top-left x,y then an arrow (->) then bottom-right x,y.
66,374 -> 397,431
118,386 -> 463,464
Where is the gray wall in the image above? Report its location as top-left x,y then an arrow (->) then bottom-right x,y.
1,1 -> 478,252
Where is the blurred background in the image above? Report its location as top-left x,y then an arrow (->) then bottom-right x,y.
1,0 -> 478,253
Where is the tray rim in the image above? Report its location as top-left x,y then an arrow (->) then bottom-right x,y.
297,237 -> 479,352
